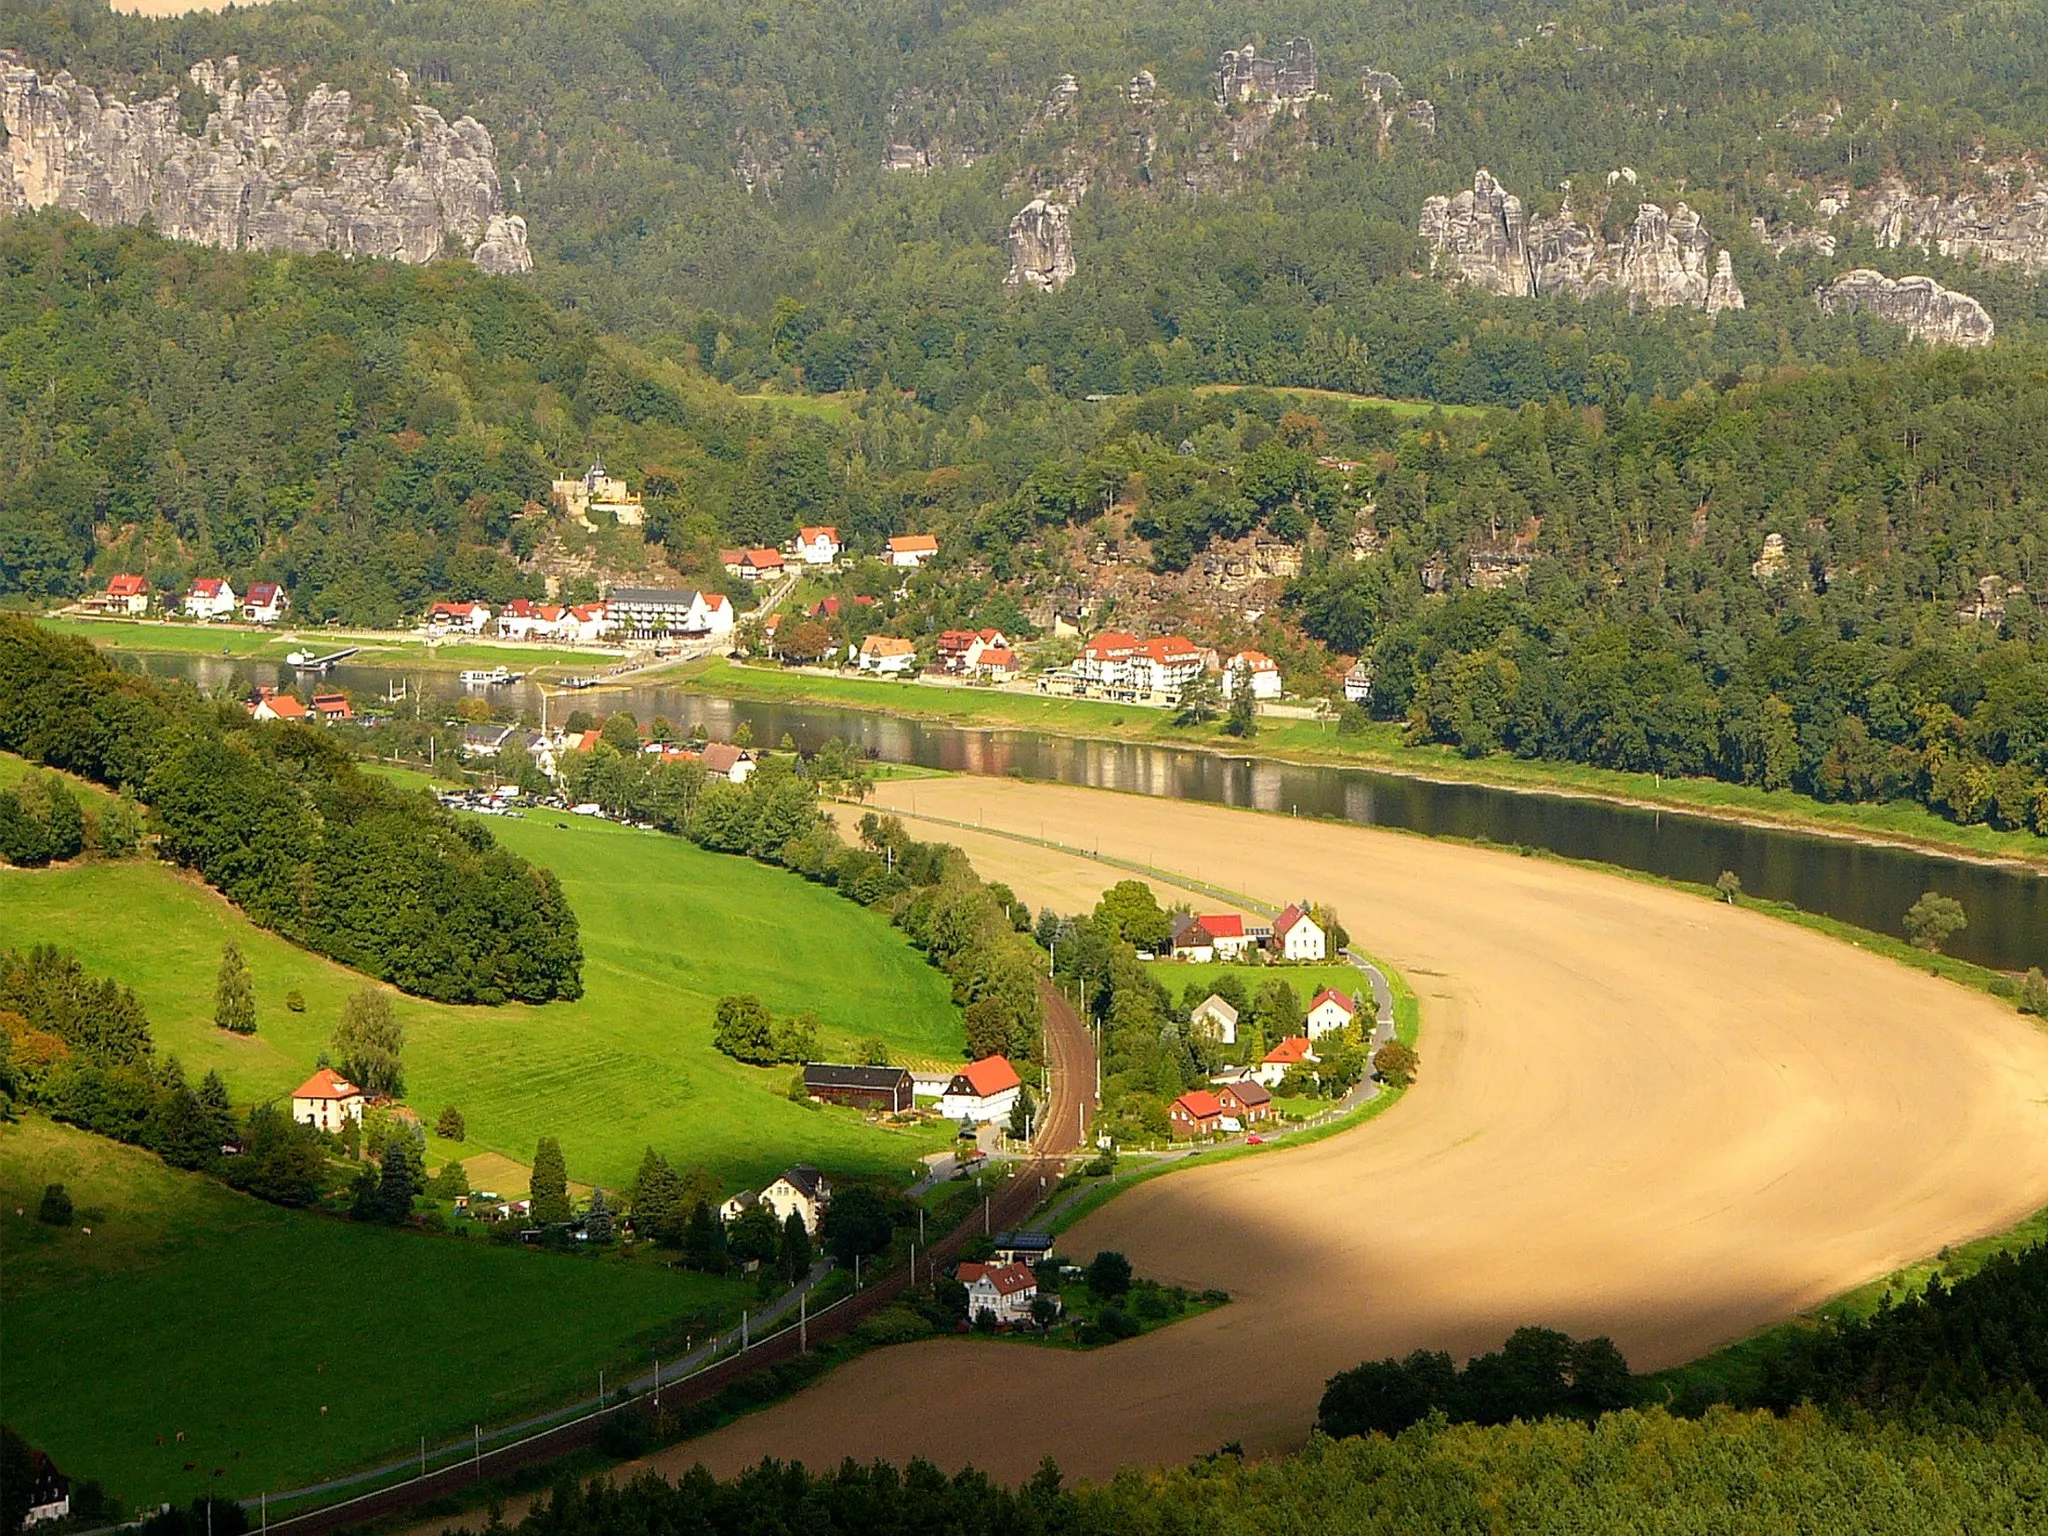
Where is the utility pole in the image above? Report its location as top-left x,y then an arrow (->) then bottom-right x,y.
474,1426 -> 480,1480
421,1436 -> 426,1480
800,1289 -> 808,1352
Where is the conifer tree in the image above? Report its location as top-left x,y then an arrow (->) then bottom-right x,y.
585,1187 -> 615,1243
683,1198 -> 727,1272
214,941 -> 256,1034
530,1136 -> 571,1224
778,1209 -> 814,1284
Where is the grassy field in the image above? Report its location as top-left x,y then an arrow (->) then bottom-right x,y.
2,1117 -> 751,1511
674,659 -> 2048,870
1189,382 -> 1490,419
0,806 -> 961,1192
37,616 -> 617,671
1144,960 -> 1368,1018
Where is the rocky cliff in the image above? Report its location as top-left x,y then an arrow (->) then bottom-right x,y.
1005,197 -> 1075,290
0,54 -> 529,273
1420,169 -> 1744,311
1858,174 -> 2048,276
1215,38 -> 1318,111
1814,270 -> 1993,347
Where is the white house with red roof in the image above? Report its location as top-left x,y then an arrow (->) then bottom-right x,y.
83,573 -> 150,616
1221,649 -> 1283,701
426,600 -> 492,634
973,645 -> 1018,682
859,634 -> 918,675
564,602 -> 613,642
1305,988 -> 1358,1039
738,547 -> 786,581
1197,912 -> 1254,960
886,532 -> 939,568
1073,630 -> 1140,691
958,1260 -> 1051,1324
291,1068 -> 366,1132
249,689 -> 309,722
1169,914 -> 1215,963
1253,1036 -> 1317,1089
242,582 -> 289,625
310,692 -> 354,723
937,1055 -> 1022,1123
794,526 -> 842,566
182,576 -> 238,620
1272,904 -> 1327,961
1135,635 -> 1204,697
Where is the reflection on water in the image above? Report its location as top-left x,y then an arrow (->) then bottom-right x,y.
138,653 -> 2048,973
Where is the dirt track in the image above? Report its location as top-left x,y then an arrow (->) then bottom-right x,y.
669,777 -> 2048,1482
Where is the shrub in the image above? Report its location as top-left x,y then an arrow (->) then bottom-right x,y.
1085,1250 -> 1133,1298
37,1182 -> 73,1225
435,1105 -> 466,1141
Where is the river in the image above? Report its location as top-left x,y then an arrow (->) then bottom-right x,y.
138,653 -> 2048,973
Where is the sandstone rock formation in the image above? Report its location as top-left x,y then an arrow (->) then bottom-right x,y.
1215,38 -> 1318,110
1405,99 -> 1438,136
1420,169 -> 1742,312
0,54 -> 528,272
1127,70 -> 1157,104
1005,197 -> 1075,291
1858,174 -> 2048,276
1814,269 -> 1994,347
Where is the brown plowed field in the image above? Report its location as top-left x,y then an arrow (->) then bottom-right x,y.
667,776 -> 2048,1483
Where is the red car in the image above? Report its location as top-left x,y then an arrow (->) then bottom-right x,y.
1245,1134 -> 1264,1145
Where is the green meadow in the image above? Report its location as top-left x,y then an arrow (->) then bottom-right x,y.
0,803 -> 962,1192
1145,960 -> 1371,1023
3,1117 -> 750,1512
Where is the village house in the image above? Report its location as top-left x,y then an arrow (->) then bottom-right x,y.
974,646 -> 1019,682
1169,1088 -> 1227,1138
248,689 -> 309,723
496,598 -> 583,641
290,1068 -> 366,1132
83,573 -> 150,616
1190,993 -> 1240,1047
699,741 -> 757,783
1214,1078 -> 1275,1124
564,602 -> 613,642
937,1055 -> 1023,1123
242,582 -> 289,625
1344,660 -> 1374,703
551,457 -> 644,526
937,628 -> 1013,675
886,532 -> 940,568
1221,650 -> 1283,701
802,1063 -> 915,1112
990,1230 -> 1056,1265
1200,913 -> 1256,961
1273,904 -> 1327,962
761,1165 -> 832,1234
310,692 -> 354,723
25,1452 -> 70,1528
1073,630 -> 1140,693
738,547 -> 786,582
461,722 -> 518,758
808,595 -> 875,621
182,576 -> 238,620
1136,635 -> 1204,697
1169,915 -> 1216,963
1305,988 -> 1358,1039
607,587 -> 734,639
794,526 -> 842,566
958,1260 -> 1051,1325
1253,1036 -> 1317,1089
858,634 -> 919,675
426,600 -> 493,635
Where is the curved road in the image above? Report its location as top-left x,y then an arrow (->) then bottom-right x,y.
678,776 -> 2048,1482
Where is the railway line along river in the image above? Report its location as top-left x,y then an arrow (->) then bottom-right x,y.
137,652 -> 2048,972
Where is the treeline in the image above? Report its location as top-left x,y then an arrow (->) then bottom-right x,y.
0,945 -> 329,1205
464,1406 -> 2048,1535
1319,1327 -> 1633,1439
0,620 -> 582,1002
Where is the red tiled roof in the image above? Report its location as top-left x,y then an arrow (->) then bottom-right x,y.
977,648 -> 1016,667
954,1056 -> 1021,1098
191,577 -> 225,597
1083,630 -> 1139,658
887,533 -> 939,554
862,635 -> 916,657
1310,988 -> 1357,1015
293,1068 -> 362,1101
264,695 -> 309,720
246,583 -> 283,605
1173,1089 -> 1224,1119
742,547 -> 785,568
1264,1036 -> 1315,1066
1230,649 -> 1277,670
1139,635 -> 1201,663
1275,903 -> 1314,936
799,525 -> 839,541
958,1260 -> 1037,1295
1199,913 -> 1245,939
106,573 -> 147,597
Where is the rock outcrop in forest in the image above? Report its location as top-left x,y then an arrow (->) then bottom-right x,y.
1215,38 -> 1318,110
1005,197 -> 1075,290
1420,169 -> 1744,312
1814,270 -> 1994,346
0,54 -> 530,273
1858,174 -> 2048,276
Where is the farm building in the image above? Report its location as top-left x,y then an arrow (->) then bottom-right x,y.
990,1231 -> 1056,1265
937,1056 -> 1023,1123
802,1063 -> 915,1112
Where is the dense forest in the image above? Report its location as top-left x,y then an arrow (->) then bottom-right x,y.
0,619 -> 583,1002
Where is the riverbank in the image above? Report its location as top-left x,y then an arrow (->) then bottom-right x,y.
39,615 -> 629,673
663,656 -> 2048,874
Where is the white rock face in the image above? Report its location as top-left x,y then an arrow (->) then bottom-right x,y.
1215,37 -> 1318,110
1814,269 -> 1994,347
1421,168 -> 1740,312
1004,197 -> 1075,290
0,54 -> 529,271
1858,175 -> 2048,275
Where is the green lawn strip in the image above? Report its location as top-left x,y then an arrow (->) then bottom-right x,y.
1145,960 -> 1371,1013
673,659 -> 2048,871
0,811 -> 962,1192
2,1117 -> 751,1511
0,752 -> 118,805
1188,382 -> 1490,419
